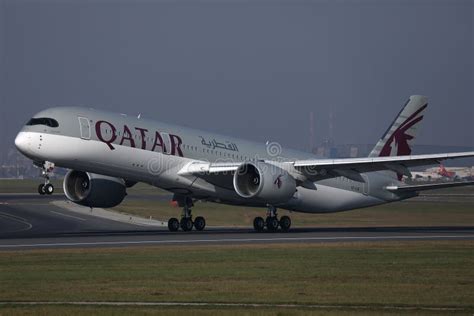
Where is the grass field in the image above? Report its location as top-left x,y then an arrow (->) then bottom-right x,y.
0,305 -> 462,316
0,241 -> 473,315
0,179 -> 65,194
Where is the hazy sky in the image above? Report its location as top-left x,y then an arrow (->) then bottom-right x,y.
1,0 -> 473,155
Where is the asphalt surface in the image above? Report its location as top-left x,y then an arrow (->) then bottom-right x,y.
0,194 -> 473,250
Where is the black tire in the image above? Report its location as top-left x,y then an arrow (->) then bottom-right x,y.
266,216 -> 279,232
168,218 -> 179,232
44,183 -> 54,195
194,216 -> 206,231
180,217 -> 193,232
279,215 -> 291,232
38,184 -> 46,195
253,217 -> 265,232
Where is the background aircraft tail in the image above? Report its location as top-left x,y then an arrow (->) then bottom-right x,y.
369,95 -> 428,158
438,164 -> 456,178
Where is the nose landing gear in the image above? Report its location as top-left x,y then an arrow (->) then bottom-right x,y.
36,161 -> 55,195
253,205 -> 291,232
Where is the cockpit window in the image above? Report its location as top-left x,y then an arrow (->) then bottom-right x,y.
26,117 -> 59,128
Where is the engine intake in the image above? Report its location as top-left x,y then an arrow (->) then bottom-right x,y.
233,162 -> 296,204
63,170 -> 126,208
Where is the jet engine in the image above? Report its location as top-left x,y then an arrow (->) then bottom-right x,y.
63,170 -> 126,208
233,162 -> 296,204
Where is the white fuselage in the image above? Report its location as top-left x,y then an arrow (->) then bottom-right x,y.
15,106 -> 403,214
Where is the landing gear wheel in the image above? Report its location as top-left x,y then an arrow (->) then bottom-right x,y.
38,184 -> 46,195
266,216 -> 279,232
194,216 -> 206,231
279,215 -> 291,232
168,218 -> 179,232
253,217 -> 265,232
180,217 -> 193,231
44,183 -> 54,195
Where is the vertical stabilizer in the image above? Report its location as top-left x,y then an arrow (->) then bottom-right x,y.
369,95 -> 428,158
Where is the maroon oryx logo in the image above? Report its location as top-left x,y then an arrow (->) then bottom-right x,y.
274,174 -> 283,189
380,103 -> 427,157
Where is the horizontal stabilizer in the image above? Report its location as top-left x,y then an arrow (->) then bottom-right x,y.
386,181 -> 474,192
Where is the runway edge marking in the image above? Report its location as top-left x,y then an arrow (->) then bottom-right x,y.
49,210 -> 87,221
0,235 -> 473,249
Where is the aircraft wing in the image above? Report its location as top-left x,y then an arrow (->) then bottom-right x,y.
385,181 -> 474,192
293,151 -> 474,181
179,152 -> 474,184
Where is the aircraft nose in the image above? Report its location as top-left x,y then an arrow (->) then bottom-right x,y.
14,132 -> 30,154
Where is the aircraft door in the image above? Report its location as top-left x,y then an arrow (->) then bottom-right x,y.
78,117 -> 91,140
362,174 -> 369,195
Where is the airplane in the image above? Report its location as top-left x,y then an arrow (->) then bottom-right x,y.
407,165 -> 473,182
427,164 -> 474,180
406,170 -> 441,182
14,95 -> 474,232
437,164 -> 457,179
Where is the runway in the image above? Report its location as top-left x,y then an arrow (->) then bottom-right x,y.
1,194 -> 473,250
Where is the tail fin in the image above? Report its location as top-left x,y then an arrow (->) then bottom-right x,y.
369,95 -> 428,158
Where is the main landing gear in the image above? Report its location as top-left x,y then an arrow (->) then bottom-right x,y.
36,161 -> 55,195
167,195 -> 206,232
253,205 -> 291,232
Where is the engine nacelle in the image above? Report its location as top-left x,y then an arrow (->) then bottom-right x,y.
63,170 -> 126,208
233,162 -> 296,204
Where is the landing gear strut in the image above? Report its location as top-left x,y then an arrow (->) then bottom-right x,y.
253,205 -> 291,232
180,204 -> 193,231
167,195 -> 206,232
36,161 -> 55,195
